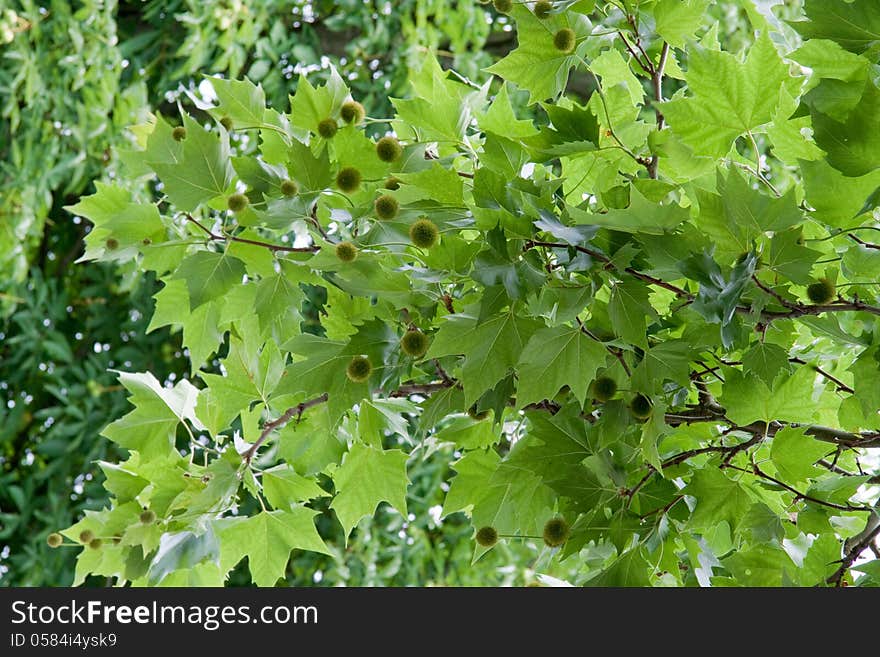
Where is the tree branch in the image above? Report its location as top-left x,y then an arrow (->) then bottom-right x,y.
827,510 -> 880,587
186,214 -> 320,253
243,393 -> 329,463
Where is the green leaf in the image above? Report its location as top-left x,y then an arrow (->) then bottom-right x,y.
653,0 -> 711,48
609,279 -> 655,349
770,426 -> 830,484
428,310 -> 541,406
790,0 -> 880,55
516,325 -> 606,407
215,510 -> 330,586
261,465 -> 329,510
663,32 -> 793,157
684,468 -> 755,533
330,443 -> 409,538
569,186 -> 688,235
208,77 -> 266,127
811,81 -> 880,176
721,367 -> 820,426
486,6 -> 585,104
151,113 -> 235,210
173,251 -> 247,310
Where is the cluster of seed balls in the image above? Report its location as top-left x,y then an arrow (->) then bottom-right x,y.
475,517 -> 570,549
344,329 -> 430,385
488,0 -> 576,53
46,510 -> 157,550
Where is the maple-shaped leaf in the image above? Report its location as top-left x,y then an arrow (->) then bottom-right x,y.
427,310 -> 541,406
486,6 -> 588,105
330,443 -> 409,538
150,113 -> 235,210
662,32 -> 794,158
215,510 -> 330,586
516,325 -> 606,408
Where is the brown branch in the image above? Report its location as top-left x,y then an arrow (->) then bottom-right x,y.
525,240 -> 693,300
647,41 -> 669,180
724,463 -> 873,513
789,357 -> 855,394
849,233 -> 880,251
826,515 -> 880,587
752,275 -> 799,309
243,393 -> 329,463
186,214 -> 319,253
617,31 -> 653,75
576,317 -> 631,376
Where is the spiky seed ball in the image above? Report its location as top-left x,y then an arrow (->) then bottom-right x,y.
280,179 -> 299,197
400,330 -> 429,358
553,28 -> 576,53
384,176 -> 402,191
47,533 -> 63,548
629,393 -> 653,420
227,193 -> 249,213
105,238 -> 119,251
172,126 -> 187,141
336,166 -> 362,193
317,118 -> 338,139
140,510 -> 156,524
534,0 -> 553,18
88,538 -> 103,550
542,517 -> 569,547
78,530 -> 94,544
335,241 -> 358,263
591,376 -> 617,402
219,116 -> 234,131
493,0 -> 513,13
376,136 -> 403,162
340,100 -> 365,124
409,218 -> 440,249
476,526 -> 498,547
807,278 -> 835,304
467,406 -> 490,421
346,355 -> 372,383
374,194 -> 400,220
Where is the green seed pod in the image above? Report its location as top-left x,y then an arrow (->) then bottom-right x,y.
47,533 -> 63,548
493,0 -> 513,13
400,330 -> 429,358
78,530 -> 94,544
336,167 -> 362,193
591,376 -> 617,402
280,179 -> 299,197
335,241 -> 358,263
376,136 -> 403,162
140,510 -> 156,524
806,278 -> 835,304
476,526 -> 498,547
384,176 -> 402,191
105,238 -> 119,251
409,218 -> 439,249
317,118 -> 338,139
172,126 -> 187,141
227,193 -> 249,213
340,100 -> 366,124
629,393 -> 653,420
374,194 -> 400,220
219,116 -> 234,131
553,28 -> 576,53
542,517 -> 569,547
346,355 -> 372,383
534,1 -> 553,18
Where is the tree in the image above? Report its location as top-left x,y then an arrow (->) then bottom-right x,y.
61,1 -> 880,587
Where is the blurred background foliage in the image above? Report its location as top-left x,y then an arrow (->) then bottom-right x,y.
0,0 -> 561,586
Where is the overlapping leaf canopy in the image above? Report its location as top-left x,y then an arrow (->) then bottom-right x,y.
65,1 -> 880,587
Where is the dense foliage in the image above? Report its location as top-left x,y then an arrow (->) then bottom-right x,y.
11,0 -> 880,587
1,0 -> 524,587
